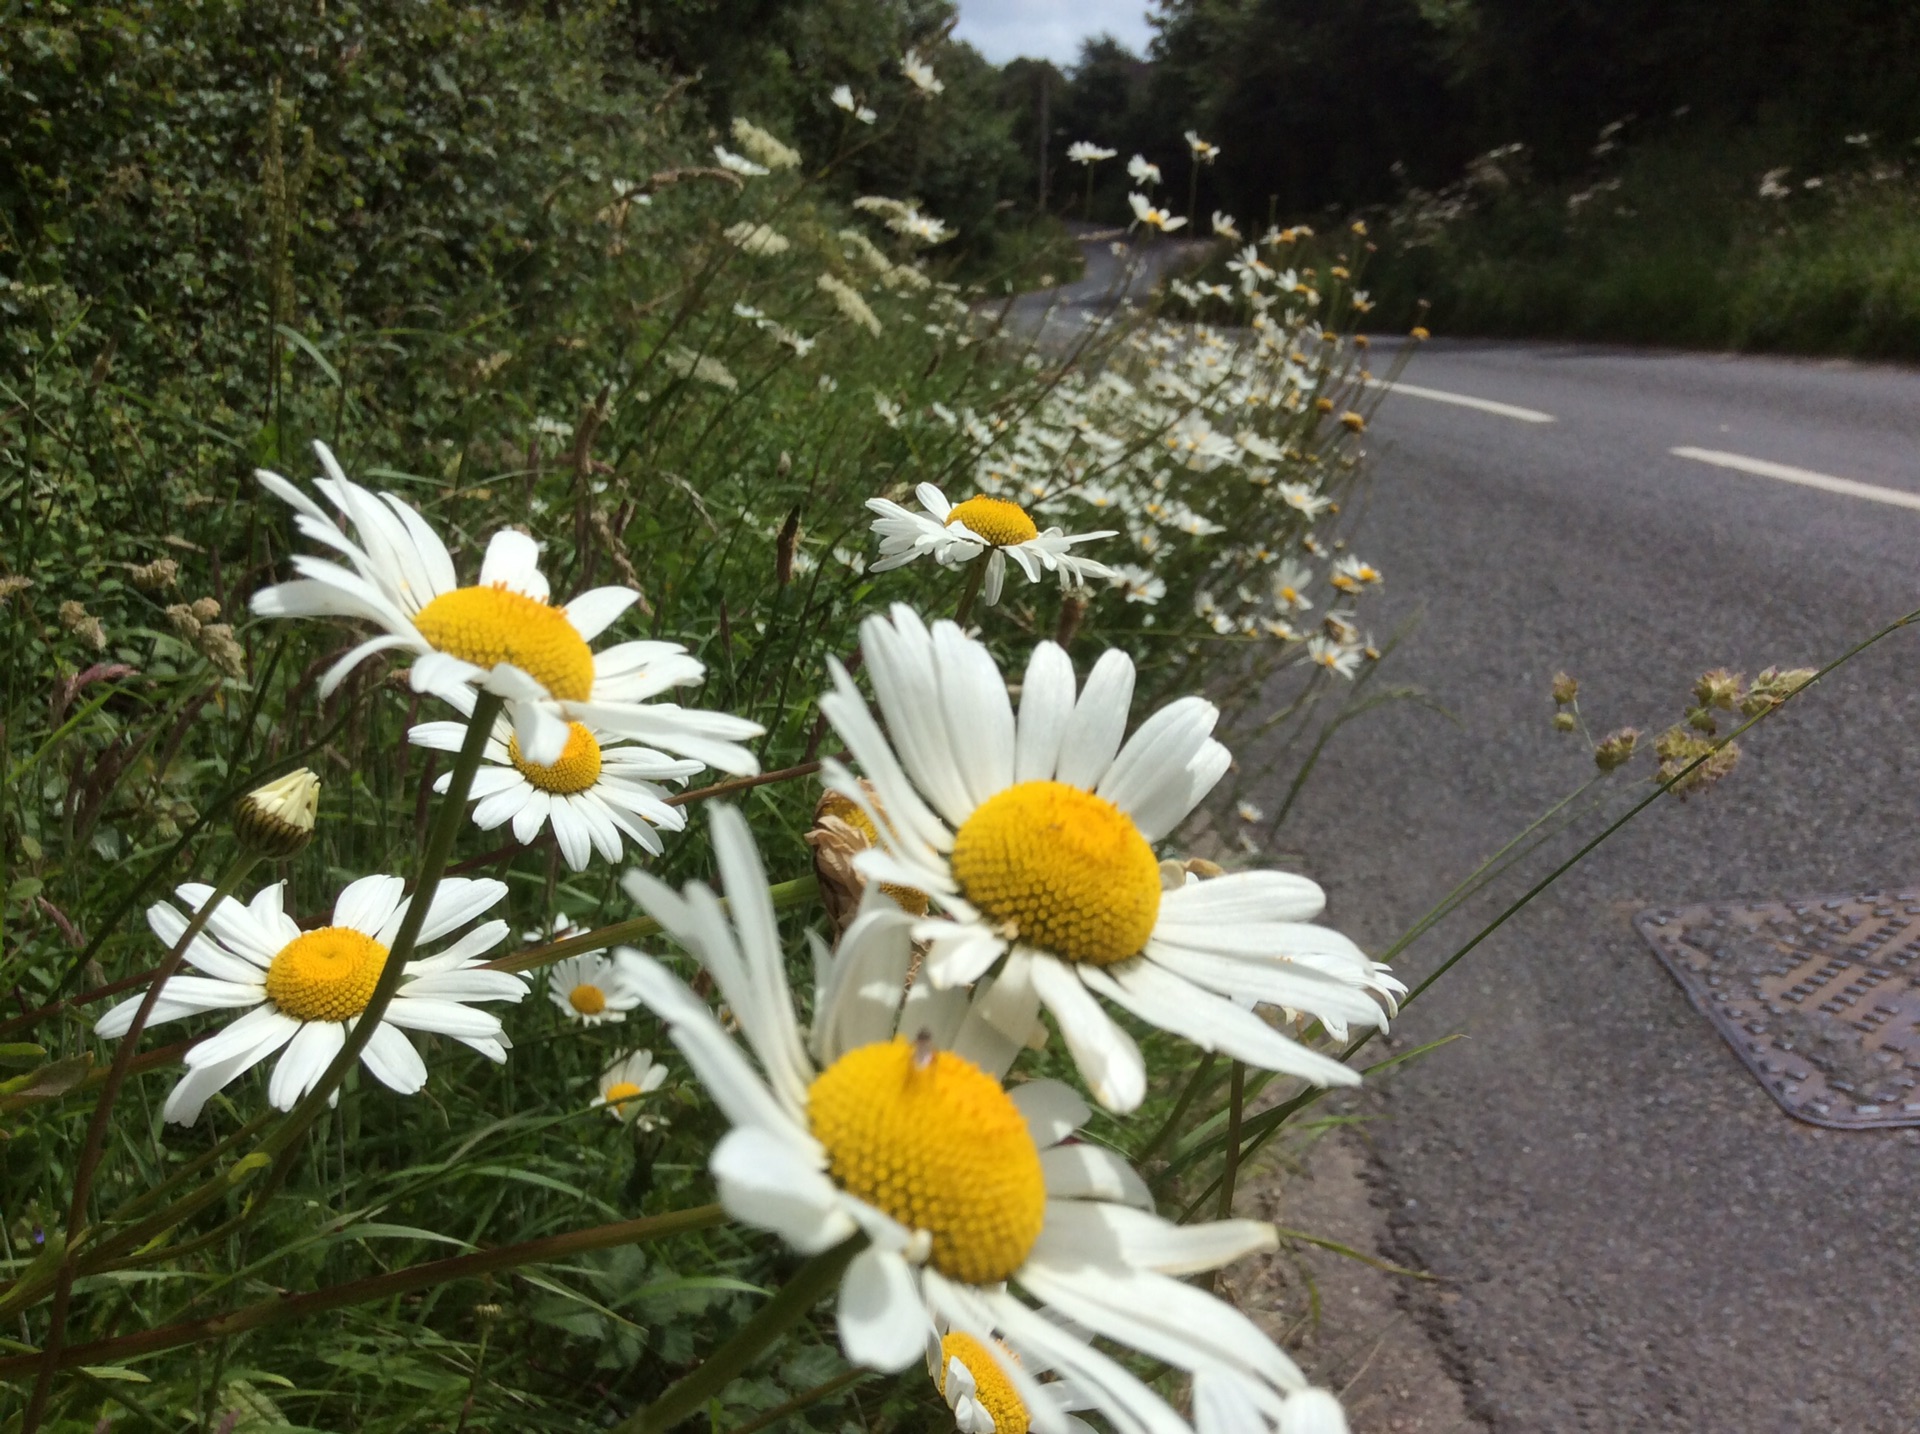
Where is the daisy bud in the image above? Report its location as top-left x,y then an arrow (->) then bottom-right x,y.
776,506 -> 801,588
233,768 -> 320,859
1593,727 -> 1639,772
129,558 -> 180,591
1411,325 -> 1432,341
1551,672 -> 1579,706
1552,712 -> 1577,732
1339,411 -> 1366,432
59,600 -> 107,651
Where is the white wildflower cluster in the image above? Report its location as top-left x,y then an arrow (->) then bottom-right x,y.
870,259 -> 1388,677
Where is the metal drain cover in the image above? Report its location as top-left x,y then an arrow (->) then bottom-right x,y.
1636,889 -> 1920,1129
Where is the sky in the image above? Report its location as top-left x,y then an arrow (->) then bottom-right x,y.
952,0 -> 1154,67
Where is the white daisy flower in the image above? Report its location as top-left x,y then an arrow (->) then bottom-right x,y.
546,951 -> 641,1026
1307,635 -> 1362,679
901,49 -> 945,95
94,876 -> 525,1125
1109,564 -> 1166,606
1185,130 -> 1221,162
929,1324 -> 1094,1433
1066,142 -> 1116,165
1270,559 -> 1314,613
866,483 -> 1117,608
408,690 -> 703,870
1212,211 -> 1241,241
619,807 -> 1323,1432
1329,555 -> 1382,593
1126,154 -> 1161,187
1127,193 -> 1188,233
592,1049 -> 669,1122
250,441 -> 762,772
830,84 -> 878,124
819,607 -> 1402,1112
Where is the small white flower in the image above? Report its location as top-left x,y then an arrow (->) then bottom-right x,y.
901,48 -> 945,95
1128,193 -> 1187,233
1212,211 -> 1241,241
95,877 -> 526,1124
592,1049 -> 669,1124
1185,130 -> 1221,162
1237,801 -> 1264,823
1067,141 -> 1117,165
712,145 -> 770,177
1270,559 -> 1314,613
1109,564 -> 1166,606
408,693 -> 702,870
1126,154 -> 1161,187
1307,635 -> 1362,678
888,207 -> 954,246
866,484 -> 1117,607
548,951 -> 641,1026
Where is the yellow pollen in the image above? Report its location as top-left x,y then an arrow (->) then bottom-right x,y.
604,1080 -> 644,1103
808,1039 -> 1044,1285
949,780 -> 1160,967
264,927 -> 389,1023
945,496 -> 1038,548
507,722 -> 603,795
938,1332 -> 1030,1434
568,983 -> 608,1016
413,584 -> 595,702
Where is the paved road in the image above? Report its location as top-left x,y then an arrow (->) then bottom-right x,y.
1282,340 -> 1920,1432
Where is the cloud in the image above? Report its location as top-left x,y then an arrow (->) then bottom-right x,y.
952,0 -> 1153,66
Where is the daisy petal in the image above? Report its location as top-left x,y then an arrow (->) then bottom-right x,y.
837,1246 -> 927,1371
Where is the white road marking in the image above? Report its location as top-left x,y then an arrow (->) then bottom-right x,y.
1670,447 -> 1920,512
1365,377 -> 1556,423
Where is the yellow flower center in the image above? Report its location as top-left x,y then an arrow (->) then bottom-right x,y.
412,584 -> 595,702
949,780 -> 1161,967
604,1080 -> 644,1103
264,927 -> 388,1023
938,1332 -> 1030,1434
945,496 -> 1038,548
568,983 -> 608,1016
807,1038 -> 1044,1285
507,722 -> 604,795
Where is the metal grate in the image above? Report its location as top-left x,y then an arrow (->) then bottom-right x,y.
1636,889 -> 1920,1129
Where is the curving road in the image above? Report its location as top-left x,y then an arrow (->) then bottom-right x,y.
1286,339 -> 1920,1432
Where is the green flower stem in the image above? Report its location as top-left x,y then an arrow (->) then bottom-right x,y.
617,1235 -> 865,1434
490,877 -> 817,975
16,853 -> 259,1433
952,561 -> 986,628
1214,1060 -> 1246,1222
0,1204 -> 724,1382
1134,1051 -> 1216,1168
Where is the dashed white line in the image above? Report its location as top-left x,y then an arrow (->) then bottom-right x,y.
1365,377 -> 1556,424
1670,447 -> 1920,512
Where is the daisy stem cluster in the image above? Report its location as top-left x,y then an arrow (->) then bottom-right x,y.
20,853 -> 260,1428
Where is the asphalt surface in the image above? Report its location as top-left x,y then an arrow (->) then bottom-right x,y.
1282,340 -> 1920,1432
